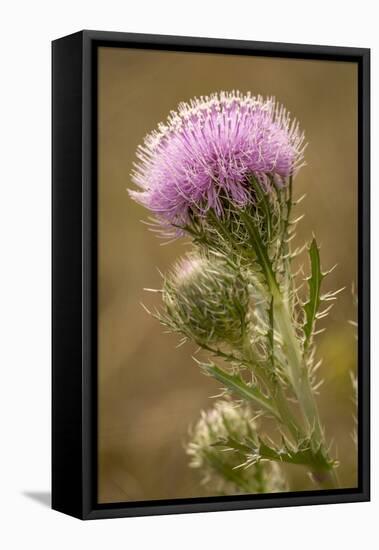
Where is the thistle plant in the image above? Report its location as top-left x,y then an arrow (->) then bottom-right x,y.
130,91 -> 342,493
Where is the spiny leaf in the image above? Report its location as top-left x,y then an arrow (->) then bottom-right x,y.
222,435 -> 334,471
200,362 -> 280,419
303,238 -> 324,350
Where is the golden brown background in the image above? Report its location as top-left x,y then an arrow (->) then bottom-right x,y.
98,47 -> 358,503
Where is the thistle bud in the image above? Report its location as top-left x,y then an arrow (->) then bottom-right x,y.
162,254 -> 249,347
187,400 -> 287,494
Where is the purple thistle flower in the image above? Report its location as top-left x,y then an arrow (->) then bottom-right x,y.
129,91 -> 305,232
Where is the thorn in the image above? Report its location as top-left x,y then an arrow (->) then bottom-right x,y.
140,302 -> 151,315
312,378 -> 324,392
321,287 -> 345,300
290,214 -> 305,225
293,193 -> 306,205
313,328 -> 326,336
143,287 -> 162,293
322,264 -> 338,276
156,267 -> 165,279
312,358 -> 323,371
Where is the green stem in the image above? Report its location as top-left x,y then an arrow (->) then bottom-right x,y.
272,382 -> 303,442
271,287 -> 338,488
273,291 -> 322,444
242,339 -> 302,443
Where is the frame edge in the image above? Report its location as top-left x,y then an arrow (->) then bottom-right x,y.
52,31 -> 86,520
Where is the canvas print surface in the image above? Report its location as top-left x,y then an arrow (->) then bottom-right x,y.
97,47 -> 358,504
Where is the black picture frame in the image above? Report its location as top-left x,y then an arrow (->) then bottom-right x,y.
52,30 -> 370,520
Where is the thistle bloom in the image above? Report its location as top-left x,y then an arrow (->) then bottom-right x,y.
161,254 -> 249,346
130,91 -> 305,231
187,400 -> 287,494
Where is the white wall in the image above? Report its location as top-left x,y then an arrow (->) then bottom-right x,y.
0,1 -> 376,548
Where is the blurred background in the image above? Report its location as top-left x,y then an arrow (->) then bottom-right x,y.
98,47 -> 358,503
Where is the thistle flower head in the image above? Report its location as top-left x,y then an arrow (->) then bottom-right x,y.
187,400 -> 287,494
161,253 -> 249,346
129,91 -> 305,232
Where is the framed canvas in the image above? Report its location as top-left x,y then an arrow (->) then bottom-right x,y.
52,30 -> 370,520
